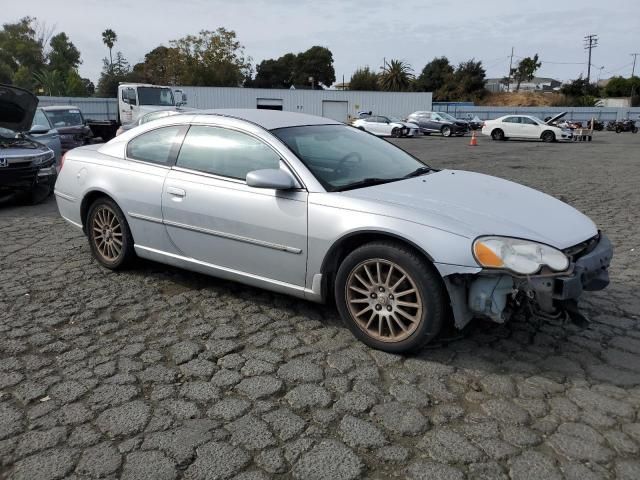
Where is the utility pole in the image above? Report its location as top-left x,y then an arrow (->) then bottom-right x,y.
583,34 -> 598,84
507,47 -> 514,92
631,53 -> 640,77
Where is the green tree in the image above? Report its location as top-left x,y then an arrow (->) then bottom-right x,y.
33,69 -> 65,95
48,32 -> 81,74
603,76 -> 640,97
97,51 -> 131,96
102,28 -> 117,67
132,46 -> 180,85
169,28 -> 251,86
510,54 -> 541,91
293,46 -> 335,87
251,54 -> 297,88
415,57 -> 454,98
349,66 -> 379,91
0,17 -> 45,89
379,59 -> 413,92
453,59 -> 487,100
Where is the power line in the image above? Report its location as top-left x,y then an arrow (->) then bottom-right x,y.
583,34 -> 598,83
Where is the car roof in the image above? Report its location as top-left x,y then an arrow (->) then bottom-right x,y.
41,105 -> 82,111
196,109 -> 341,130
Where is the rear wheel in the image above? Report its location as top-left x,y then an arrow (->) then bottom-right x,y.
441,126 -> 452,137
541,131 -> 556,143
633,126 -> 638,134
334,242 -> 446,352
491,129 -> 504,141
87,198 -> 136,270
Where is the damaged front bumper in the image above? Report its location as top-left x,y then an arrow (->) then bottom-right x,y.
445,233 -> 613,328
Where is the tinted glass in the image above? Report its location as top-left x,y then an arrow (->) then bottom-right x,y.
176,126 -> 281,180
521,117 -> 538,125
127,126 -> 184,165
32,109 -> 51,129
503,117 -> 520,124
137,87 -> 174,106
44,109 -> 84,127
273,124 -> 428,191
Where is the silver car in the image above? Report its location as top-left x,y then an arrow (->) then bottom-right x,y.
54,109 -> 613,352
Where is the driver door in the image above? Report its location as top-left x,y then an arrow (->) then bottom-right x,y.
161,125 -> 308,287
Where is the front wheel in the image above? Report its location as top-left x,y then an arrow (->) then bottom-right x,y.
87,198 -> 136,270
391,127 -> 401,138
633,127 -> 638,134
541,131 -> 556,143
334,242 -> 446,353
441,126 -> 452,137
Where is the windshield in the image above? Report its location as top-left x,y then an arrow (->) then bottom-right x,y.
438,112 -> 459,122
273,124 -> 430,191
137,87 -> 174,106
44,109 -> 84,127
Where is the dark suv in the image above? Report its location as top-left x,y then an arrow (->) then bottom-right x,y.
407,111 -> 469,137
41,105 -> 92,153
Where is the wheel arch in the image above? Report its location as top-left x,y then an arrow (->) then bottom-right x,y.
320,230 -> 445,303
540,129 -> 556,140
80,189 -> 119,233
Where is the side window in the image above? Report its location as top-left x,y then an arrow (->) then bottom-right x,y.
126,126 -> 185,166
176,126 -> 281,180
32,109 -> 51,129
503,117 -> 520,124
521,117 -> 537,125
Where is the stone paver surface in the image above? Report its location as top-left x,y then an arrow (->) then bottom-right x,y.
1,133 -> 639,478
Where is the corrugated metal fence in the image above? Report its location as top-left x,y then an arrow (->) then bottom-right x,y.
37,96 -> 117,121
38,93 -> 639,124
433,105 -> 640,123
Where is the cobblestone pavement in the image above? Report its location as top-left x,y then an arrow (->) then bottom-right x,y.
1,132 -> 639,480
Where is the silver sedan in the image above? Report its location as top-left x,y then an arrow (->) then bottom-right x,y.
54,109 -> 612,352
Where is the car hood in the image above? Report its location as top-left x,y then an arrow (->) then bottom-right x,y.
0,84 -> 38,132
337,170 -> 597,250
546,111 -> 567,125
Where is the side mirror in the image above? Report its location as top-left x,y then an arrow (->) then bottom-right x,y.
246,168 -> 298,190
29,125 -> 50,135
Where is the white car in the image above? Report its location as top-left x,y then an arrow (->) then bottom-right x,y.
481,114 -> 573,142
353,115 -> 420,137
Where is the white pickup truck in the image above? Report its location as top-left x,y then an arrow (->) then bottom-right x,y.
87,83 -> 188,142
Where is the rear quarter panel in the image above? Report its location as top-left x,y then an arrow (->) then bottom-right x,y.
54,147 -> 175,253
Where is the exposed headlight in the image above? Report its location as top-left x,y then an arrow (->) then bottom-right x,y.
473,236 -> 569,275
33,150 -> 55,166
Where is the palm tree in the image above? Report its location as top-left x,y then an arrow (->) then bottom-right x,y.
33,70 -> 65,96
379,59 -> 414,92
101,29 -> 118,67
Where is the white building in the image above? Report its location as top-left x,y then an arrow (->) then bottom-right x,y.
177,86 -> 432,123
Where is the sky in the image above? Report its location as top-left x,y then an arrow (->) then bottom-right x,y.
4,0 -> 640,86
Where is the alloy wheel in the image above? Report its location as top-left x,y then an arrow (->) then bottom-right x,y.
345,258 -> 423,342
92,205 -> 123,262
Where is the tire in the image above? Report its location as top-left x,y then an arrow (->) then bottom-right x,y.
87,197 -> 136,270
616,127 -> 621,133
541,131 -> 556,143
491,129 -> 504,141
633,127 -> 638,134
441,126 -> 452,137
391,127 -> 401,138
334,241 -> 447,353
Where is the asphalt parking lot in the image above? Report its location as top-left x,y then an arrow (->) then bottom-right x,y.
1,131 -> 639,480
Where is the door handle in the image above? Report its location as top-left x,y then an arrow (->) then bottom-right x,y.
167,187 -> 186,197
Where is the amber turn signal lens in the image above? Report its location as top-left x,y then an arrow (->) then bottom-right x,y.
474,242 -> 504,268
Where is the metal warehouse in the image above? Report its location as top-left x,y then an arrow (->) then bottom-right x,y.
176,87 -> 433,122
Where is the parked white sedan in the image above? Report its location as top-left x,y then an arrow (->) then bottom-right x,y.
482,114 -> 573,142
353,115 -> 419,137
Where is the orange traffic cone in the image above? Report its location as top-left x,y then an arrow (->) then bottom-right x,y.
469,131 -> 478,146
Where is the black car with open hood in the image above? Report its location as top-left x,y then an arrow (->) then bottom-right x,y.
0,84 -> 57,203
